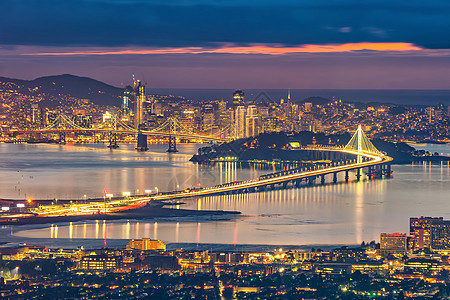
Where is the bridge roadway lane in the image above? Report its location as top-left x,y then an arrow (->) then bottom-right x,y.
152,148 -> 393,201
27,148 -> 391,217
13,128 -> 228,143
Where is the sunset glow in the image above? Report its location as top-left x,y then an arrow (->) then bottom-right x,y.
21,42 -> 423,56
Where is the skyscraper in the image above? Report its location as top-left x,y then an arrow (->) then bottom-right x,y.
246,105 -> 260,137
234,106 -> 246,139
123,88 -> 132,117
233,90 -> 245,107
410,217 -> 450,251
134,81 -> 145,129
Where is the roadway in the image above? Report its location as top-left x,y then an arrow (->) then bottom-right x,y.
11,128 -> 228,143
152,147 -> 393,200
24,147 -> 392,217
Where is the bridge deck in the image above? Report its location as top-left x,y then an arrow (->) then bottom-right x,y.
153,147 -> 393,200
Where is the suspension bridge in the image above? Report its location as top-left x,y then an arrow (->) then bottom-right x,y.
18,125 -> 393,219
152,125 -> 392,200
10,114 -> 233,149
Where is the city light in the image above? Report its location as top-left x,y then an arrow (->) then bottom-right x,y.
1,1 -> 450,298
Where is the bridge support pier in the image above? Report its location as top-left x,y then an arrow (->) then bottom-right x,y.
385,164 -> 392,178
333,173 -> 338,184
356,168 -> 361,181
307,177 -> 315,186
368,166 -> 373,180
375,165 -> 383,179
136,132 -> 148,151
321,175 -> 325,185
345,170 -> 349,183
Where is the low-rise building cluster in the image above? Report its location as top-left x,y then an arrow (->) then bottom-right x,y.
2,218 -> 450,298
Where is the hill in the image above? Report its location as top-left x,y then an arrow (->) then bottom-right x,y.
0,74 -> 123,107
296,96 -> 332,105
190,131 -> 416,164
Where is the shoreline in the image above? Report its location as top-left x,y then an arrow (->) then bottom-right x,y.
0,200 -> 240,226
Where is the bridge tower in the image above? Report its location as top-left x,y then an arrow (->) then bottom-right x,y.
167,117 -> 178,153
108,132 -> 119,149
59,131 -> 66,144
344,124 -> 381,163
108,117 -> 119,149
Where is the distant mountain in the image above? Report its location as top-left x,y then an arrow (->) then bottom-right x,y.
0,74 -> 123,107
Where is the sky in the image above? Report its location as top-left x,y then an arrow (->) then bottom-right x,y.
1,0 -> 450,89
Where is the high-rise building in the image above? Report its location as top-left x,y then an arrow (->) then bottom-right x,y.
246,105 -> 260,137
202,113 -> 215,132
410,217 -> 434,250
380,233 -> 407,255
30,103 -> 42,128
17,96 -> 29,129
134,81 -> 145,129
218,101 -> 227,111
123,88 -> 132,116
262,117 -> 278,133
233,90 -> 245,107
410,217 -> 450,251
430,220 -> 450,251
234,106 -> 246,139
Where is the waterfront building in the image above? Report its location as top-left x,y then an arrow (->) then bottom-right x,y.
410,217 -> 450,252
380,233 -> 407,255
410,217 -> 435,250
430,219 -> 450,252
126,238 -> 166,251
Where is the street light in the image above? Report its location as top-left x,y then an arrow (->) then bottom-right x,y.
155,187 -> 159,195
145,189 -> 152,196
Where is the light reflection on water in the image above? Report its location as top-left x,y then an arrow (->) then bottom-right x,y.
4,143 -> 450,246
0,143 -> 273,200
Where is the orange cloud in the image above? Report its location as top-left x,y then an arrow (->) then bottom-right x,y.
21,42 -> 423,56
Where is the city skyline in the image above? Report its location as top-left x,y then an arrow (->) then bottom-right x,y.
2,1 -> 450,89
2,1 -> 450,298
